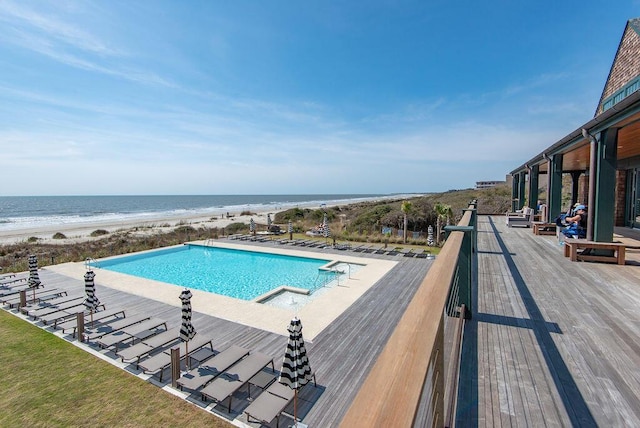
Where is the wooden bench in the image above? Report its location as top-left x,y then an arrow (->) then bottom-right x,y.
563,240 -> 626,265
532,222 -> 556,236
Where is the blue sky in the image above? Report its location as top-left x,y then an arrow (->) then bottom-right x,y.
0,1 -> 639,196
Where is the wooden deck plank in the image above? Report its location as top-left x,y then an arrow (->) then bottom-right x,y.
457,215 -> 640,427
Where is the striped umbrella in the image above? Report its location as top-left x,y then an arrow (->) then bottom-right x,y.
279,317 -> 313,426
322,213 -> 330,241
28,255 -> 41,301
179,289 -> 197,369
250,217 -> 256,235
288,220 -> 293,240
267,214 -> 272,232
83,270 -> 100,326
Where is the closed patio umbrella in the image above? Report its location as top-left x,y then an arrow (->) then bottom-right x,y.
288,220 -> 293,240
250,217 -> 256,235
322,213 -> 330,242
28,255 -> 41,301
279,317 -> 313,427
179,289 -> 196,369
267,214 -> 272,232
83,270 -> 100,327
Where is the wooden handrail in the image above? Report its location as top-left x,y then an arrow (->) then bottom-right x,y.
340,203 -> 475,427
340,233 -> 465,426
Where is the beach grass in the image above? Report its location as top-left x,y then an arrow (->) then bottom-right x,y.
0,311 -> 232,428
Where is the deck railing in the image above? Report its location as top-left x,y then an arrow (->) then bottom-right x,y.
340,201 -> 477,428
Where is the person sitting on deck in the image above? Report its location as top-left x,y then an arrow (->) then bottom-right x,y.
561,205 -> 587,239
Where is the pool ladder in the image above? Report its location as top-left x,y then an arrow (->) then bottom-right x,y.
312,267 -> 343,291
85,257 -> 100,270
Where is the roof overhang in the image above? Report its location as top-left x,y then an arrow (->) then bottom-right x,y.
510,89 -> 640,175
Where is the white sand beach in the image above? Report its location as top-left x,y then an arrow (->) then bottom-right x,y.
0,207 -> 279,245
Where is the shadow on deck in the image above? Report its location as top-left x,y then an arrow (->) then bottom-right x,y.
457,216 -> 640,427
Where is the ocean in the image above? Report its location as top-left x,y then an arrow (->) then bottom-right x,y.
0,194 -> 403,232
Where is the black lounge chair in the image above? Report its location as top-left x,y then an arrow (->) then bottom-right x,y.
83,313 -> 150,341
95,318 -> 168,351
176,345 -> 250,392
200,351 -> 274,412
137,335 -> 215,381
21,294 -> 84,317
244,374 -> 317,427
2,288 -> 66,308
400,248 -> 414,257
55,308 -> 127,337
117,326 -> 181,363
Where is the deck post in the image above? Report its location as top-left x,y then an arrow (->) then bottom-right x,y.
593,127 -> 618,242
511,174 -> 519,212
171,348 -> 181,388
528,164 -> 539,210
444,226 -> 474,319
76,312 -> 84,342
462,208 -> 477,254
548,153 -> 564,221
518,171 -> 527,210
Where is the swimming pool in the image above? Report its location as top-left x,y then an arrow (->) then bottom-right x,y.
95,245 -> 337,301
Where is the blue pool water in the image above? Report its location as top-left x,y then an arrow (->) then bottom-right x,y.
96,245 -> 335,301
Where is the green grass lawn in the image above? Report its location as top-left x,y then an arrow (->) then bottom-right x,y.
0,310 -> 233,427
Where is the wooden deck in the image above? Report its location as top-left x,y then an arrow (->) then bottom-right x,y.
7,243 -> 433,427
458,216 -> 640,427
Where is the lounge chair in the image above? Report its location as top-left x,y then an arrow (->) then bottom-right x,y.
412,249 -> 425,257
83,313 -> 150,341
27,296 -> 87,319
41,303 -> 107,327
200,351 -> 274,412
55,308 -> 127,336
244,375 -> 317,427
137,335 -> 215,381
95,318 -> 168,351
176,345 -> 250,392
333,243 -> 351,250
117,326 -> 181,364
506,207 -> 534,228
2,288 -> 66,308
351,244 -> 368,252
400,248 -> 415,257
20,294 -> 84,317
0,282 -> 43,299
0,275 -> 28,287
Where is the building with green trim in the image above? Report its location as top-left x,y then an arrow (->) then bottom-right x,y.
510,17 -> 640,242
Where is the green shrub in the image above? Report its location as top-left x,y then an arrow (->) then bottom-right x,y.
90,229 -> 109,237
27,237 -> 39,243
52,232 -> 67,240
174,225 -> 196,234
225,222 -> 248,234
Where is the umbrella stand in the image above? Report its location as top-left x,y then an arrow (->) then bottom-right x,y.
294,390 -> 298,427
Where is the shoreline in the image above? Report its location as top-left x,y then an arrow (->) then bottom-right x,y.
0,207 -> 279,245
0,194 -> 422,245
0,194 -> 418,245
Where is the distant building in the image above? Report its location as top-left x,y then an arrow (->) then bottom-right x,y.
476,180 -> 506,189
